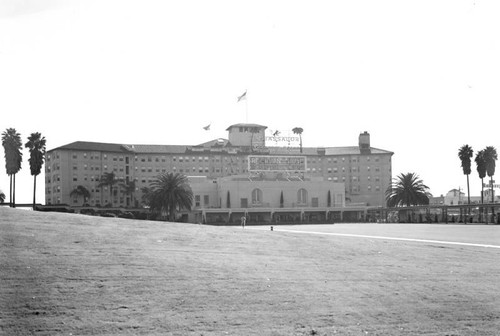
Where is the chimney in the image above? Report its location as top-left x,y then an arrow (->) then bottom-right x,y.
359,131 -> 371,154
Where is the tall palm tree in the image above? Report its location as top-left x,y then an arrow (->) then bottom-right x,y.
120,180 -> 136,207
98,171 -> 119,206
147,172 -> 193,221
25,132 -> 47,209
2,128 -> 23,208
385,172 -> 432,207
292,127 -> 304,153
483,146 -> 498,204
70,185 -> 91,206
0,189 -> 5,203
458,145 -> 473,206
475,150 -> 486,205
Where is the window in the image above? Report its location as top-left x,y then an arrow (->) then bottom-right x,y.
204,195 -> 209,205
195,195 -> 201,207
297,188 -> 308,205
252,188 -> 263,205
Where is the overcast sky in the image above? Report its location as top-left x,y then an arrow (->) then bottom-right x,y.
1,0 -> 499,205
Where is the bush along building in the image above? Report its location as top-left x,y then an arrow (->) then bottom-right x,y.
45,123 -> 393,223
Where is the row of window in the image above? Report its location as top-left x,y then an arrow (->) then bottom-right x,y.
50,150 -> 386,164
57,162 -> 383,175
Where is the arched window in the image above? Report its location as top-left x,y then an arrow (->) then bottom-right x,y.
252,188 -> 263,205
297,188 -> 308,205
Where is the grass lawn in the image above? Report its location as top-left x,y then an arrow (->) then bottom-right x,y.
1,207 -> 500,335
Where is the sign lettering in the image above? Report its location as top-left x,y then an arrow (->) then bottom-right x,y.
248,155 -> 307,172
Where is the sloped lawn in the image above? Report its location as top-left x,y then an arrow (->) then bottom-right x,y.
1,207 -> 499,335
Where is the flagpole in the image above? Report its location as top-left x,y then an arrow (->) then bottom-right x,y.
245,91 -> 248,123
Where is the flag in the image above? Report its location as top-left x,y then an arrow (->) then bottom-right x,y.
237,91 -> 247,102
203,124 -> 211,130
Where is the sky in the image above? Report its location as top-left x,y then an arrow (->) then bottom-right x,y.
1,0 -> 500,205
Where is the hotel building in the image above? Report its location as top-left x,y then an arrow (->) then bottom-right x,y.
45,123 -> 393,222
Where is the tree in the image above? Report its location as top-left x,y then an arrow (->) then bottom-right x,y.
458,145 -> 473,206
385,172 -> 432,207
98,172 -> 120,206
2,128 -> 23,208
70,185 -> 91,206
483,146 -> 498,206
140,187 -> 153,207
25,132 -> 47,209
146,172 -> 193,221
475,150 -> 486,204
0,189 -> 5,203
292,127 -> 304,153
120,180 -> 136,207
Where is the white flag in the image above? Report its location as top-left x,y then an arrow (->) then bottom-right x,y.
237,91 -> 247,102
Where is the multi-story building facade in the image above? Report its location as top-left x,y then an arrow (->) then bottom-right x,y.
45,123 -> 393,208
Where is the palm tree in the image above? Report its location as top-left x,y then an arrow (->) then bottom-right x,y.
120,180 -> 136,207
475,150 -> 487,222
292,127 -> 304,153
475,150 -> 487,204
385,172 -> 432,207
483,146 -> 498,218
458,145 -> 473,206
147,172 -> 193,221
98,171 -> 120,206
2,128 -> 23,208
0,189 -> 5,203
70,185 -> 91,206
25,132 -> 47,209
